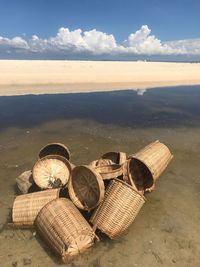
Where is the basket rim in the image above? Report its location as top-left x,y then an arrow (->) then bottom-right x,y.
38,142 -> 71,160
95,164 -> 122,173
128,156 -> 154,180
113,178 -> 146,201
69,165 -> 105,211
32,154 -> 72,189
126,157 -> 155,191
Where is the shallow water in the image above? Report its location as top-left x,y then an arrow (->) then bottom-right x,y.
0,86 -> 200,267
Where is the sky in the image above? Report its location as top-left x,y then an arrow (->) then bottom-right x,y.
0,0 -> 200,60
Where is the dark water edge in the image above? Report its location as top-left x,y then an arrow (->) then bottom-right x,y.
0,86 -> 200,267
0,85 -> 200,130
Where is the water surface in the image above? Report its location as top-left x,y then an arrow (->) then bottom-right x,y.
0,86 -> 200,267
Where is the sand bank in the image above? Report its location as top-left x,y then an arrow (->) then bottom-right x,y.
0,60 -> 200,96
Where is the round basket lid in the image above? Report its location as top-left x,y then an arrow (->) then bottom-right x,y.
33,155 -> 71,189
38,143 -> 70,160
69,166 -> 105,211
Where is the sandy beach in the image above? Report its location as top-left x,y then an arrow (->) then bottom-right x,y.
0,60 -> 200,96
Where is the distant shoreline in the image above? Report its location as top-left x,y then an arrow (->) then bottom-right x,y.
0,60 -> 200,96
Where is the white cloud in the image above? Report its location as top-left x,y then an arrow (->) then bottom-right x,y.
0,25 -> 200,57
166,39 -> 200,55
0,36 -> 29,49
82,29 -> 117,54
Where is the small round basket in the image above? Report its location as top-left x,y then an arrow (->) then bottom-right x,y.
33,155 -> 72,189
97,151 -> 126,166
12,189 -> 60,227
127,140 -> 173,191
68,165 -> 105,211
95,164 -> 123,180
38,143 -> 70,160
90,179 -> 145,239
35,198 -> 97,263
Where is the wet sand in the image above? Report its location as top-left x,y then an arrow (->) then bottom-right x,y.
0,87 -> 200,267
0,60 -> 200,96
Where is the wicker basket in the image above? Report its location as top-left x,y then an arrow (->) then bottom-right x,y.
90,179 -> 145,239
97,151 -> 126,166
16,170 -> 33,194
12,189 -> 60,226
39,143 -> 70,160
68,165 -> 105,211
33,155 -> 72,189
36,198 -> 97,262
95,164 -> 123,180
127,140 -> 173,191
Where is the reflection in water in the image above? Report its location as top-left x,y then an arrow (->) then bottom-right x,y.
0,86 -> 200,130
0,86 -> 200,267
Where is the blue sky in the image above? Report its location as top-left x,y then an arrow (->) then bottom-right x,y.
0,0 -> 200,60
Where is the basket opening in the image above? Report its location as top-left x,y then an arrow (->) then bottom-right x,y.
39,144 -> 70,160
129,158 -> 154,191
72,167 -> 100,209
102,152 -> 119,164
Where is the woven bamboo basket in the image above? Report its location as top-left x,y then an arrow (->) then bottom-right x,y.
68,165 -> 105,211
90,179 -> 145,239
122,161 -> 138,191
16,170 -> 33,194
12,189 -> 60,226
128,140 -> 173,191
97,151 -> 126,166
33,155 -> 72,189
95,164 -> 123,180
36,198 -> 97,262
122,158 -> 153,193
89,160 -> 98,168
39,143 -> 70,160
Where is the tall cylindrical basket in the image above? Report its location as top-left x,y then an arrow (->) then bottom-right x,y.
12,189 -> 60,226
127,140 -> 173,191
35,198 -> 97,262
90,179 -> 145,239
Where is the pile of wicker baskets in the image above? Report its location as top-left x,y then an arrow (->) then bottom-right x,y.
12,140 -> 173,262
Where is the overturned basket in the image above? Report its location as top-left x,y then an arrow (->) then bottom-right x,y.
33,155 -> 72,189
12,189 -> 60,227
126,140 -> 173,191
90,179 -> 145,239
36,198 -> 97,263
38,143 -> 70,160
68,165 -> 105,211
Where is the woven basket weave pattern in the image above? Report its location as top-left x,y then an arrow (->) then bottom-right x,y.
95,164 -> 123,180
68,166 -> 105,211
36,198 -> 96,262
132,140 -> 173,180
12,189 -> 60,226
90,179 -> 145,239
33,155 -> 71,189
